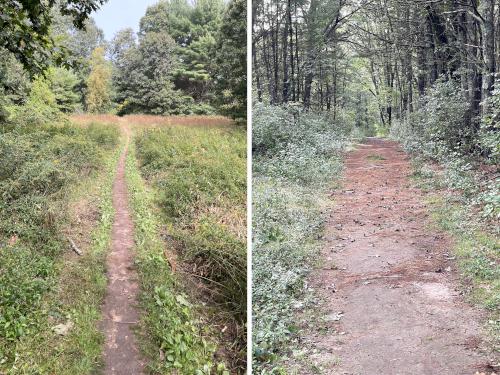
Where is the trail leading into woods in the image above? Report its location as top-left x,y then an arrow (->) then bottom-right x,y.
102,124 -> 145,375
307,138 -> 492,374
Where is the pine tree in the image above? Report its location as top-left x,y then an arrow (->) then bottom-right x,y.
47,67 -> 80,112
214,0 -> 247,120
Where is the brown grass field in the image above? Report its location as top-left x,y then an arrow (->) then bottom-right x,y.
71,114 -> 235,128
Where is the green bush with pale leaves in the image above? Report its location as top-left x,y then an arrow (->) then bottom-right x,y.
252,104 -> 349,370
391,78 -> 500,220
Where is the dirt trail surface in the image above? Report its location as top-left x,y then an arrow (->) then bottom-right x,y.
307,138 -> 493,374
102,125 -> 145,374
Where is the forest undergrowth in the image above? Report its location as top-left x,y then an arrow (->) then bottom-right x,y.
252,104 -> 353,372
392,79 -> 500,354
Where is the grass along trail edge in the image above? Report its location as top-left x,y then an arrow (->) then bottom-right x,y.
1,123 -> 121,373
131,124 -> 247,372
125,132 -> 230,374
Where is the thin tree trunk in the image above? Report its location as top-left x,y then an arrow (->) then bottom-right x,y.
282,0 -> 290,103
481,0 -> 495,101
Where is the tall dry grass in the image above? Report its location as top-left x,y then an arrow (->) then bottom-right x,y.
71,114 -> 235,128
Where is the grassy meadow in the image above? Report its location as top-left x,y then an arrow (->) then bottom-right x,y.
132,121 -> 247,372
0,121 -> 120,372
0,115 -> 246,374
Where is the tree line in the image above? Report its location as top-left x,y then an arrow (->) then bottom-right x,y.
0,0 -> 246,121
253,0 -> 499,131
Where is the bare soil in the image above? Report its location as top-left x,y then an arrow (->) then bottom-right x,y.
101,126 -> 145,374
305,138 -> 494,375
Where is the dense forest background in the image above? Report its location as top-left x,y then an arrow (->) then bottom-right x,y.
1,0 -> 246,122
253,0 -> 500,148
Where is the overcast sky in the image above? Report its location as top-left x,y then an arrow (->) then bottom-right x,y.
92,0 -> 159,40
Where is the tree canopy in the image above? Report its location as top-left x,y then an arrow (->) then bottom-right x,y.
110,0 -> 246,117
1,0 -> 246,120
253,0 -> 499,137
0,0 -> 106,74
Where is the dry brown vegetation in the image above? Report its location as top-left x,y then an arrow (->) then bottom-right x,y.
71,114 -> 235,128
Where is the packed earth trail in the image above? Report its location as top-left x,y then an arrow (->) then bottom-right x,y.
101,125 -> 145,374
307,138 -> 494,374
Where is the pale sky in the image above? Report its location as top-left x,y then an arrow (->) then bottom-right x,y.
92,0 -> 160,40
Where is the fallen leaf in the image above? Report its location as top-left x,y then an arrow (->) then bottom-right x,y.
325,312 -> 344,322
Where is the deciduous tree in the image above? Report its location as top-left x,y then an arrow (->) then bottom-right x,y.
86,46 -> 112,113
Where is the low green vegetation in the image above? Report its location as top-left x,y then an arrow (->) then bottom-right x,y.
252,104 -> 350,372
430,197 -> 499,310
410,168 -> 500,353
0,121 -> 119,372
392,78 -> 499,221
393,79 -> 499,354
126,140 -> 227,374
132,124 -> 246,372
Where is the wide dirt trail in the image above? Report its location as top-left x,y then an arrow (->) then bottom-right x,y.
308,138 -> 492,374
101,125 -> 145,374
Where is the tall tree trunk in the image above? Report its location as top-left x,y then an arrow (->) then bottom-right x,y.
253,38 -> 263,102
282,0 -> 290,103
326,82 -> 331,110
417,46 -> 426,97
458,9 -> 469,98
470,16 -> 483,120
271,19 -> 279,103
262,32 -> 275,104
425,6 -> 439,83
303,68 -> 314,109
481,0 -> 496,102
289,0 -> 295,102
294,4 -> 301,100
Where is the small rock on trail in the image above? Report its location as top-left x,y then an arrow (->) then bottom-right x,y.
304,138 -> 493,375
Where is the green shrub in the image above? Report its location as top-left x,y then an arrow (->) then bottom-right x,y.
8,76 -> 62,126
392,78 -> 471,158
135,125 -> 246,320
0,122 -> 119,367
391,77 -> 499,222
252,104 -> 348,371
479,80 -> 500,165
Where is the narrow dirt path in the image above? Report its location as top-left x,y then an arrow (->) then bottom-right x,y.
101,125 -> 145,374
307,138 -> 492,374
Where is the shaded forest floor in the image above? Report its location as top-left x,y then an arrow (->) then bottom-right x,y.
292,138 -> 498,374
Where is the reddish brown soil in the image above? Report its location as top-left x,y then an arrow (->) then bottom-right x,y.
101,126 -> 145,374
305,138 -> 493,374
